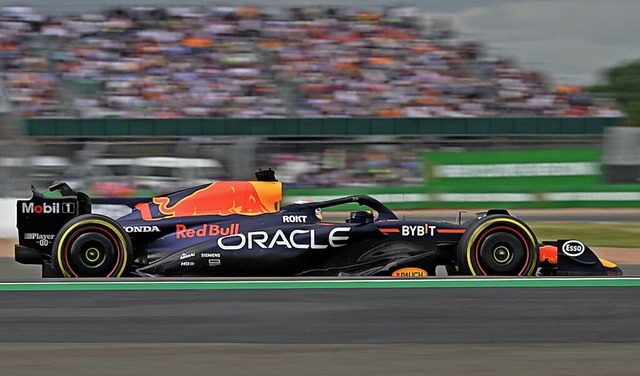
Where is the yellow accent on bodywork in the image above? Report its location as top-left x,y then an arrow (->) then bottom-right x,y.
465,218 -> 537,276
55,219 -> 129,278
599,258 -> 618,269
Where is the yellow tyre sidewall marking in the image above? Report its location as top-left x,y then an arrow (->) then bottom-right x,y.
56,219 -> 128,278
465,218 -> 536,276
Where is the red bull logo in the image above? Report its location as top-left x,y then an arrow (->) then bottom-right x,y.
136,181 -> 282,220
539,245 -> 558,264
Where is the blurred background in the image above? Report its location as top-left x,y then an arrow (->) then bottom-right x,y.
0,1 -> 639,211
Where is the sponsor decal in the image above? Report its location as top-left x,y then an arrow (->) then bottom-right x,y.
124,225 -> 160,233
176,223 -> 239,239
180,261 -> 195,267
24,233 -> 55,247
218,227 -> 351,251
201,253 -> 221,258
282,215 -> 307,223
180,252 -> 196,260
401,225 -> 436,237
21,202 -> 75,214
208,259 -> 221,267
392,268 -> 428,277
24,233 -> 55,241
561,240 -> 585,257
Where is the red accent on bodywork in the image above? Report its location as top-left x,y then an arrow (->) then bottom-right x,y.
136,202 -> 153,221
437,229 -> 466,234
539,245 -> 558,264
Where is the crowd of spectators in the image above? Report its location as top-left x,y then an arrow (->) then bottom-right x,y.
0,5 -> 624,118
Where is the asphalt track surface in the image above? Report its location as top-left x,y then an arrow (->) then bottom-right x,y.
1,283 -> 640,375
1,209 -> 639,375
1,271 -> 639,376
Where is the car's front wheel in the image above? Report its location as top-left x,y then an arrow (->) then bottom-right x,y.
457,215 -> 539,276
52,214 -> 132,278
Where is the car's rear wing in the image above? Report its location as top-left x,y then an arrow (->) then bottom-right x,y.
16,183 -> 88,260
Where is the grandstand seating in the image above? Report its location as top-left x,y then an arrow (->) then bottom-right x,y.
0,5 -> 624,118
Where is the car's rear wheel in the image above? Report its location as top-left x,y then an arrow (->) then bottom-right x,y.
457,215 -> 539,276
52,214 -> 132,278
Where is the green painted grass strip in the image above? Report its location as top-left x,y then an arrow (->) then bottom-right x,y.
1,278 -> 640,291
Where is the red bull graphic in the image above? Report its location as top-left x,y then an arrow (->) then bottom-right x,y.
136,181 -> 282,220
539,245 -> 558,264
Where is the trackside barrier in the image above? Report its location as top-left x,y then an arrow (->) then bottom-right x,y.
22,117 -> 621,137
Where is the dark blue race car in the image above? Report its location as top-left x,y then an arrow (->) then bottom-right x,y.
15,170 -> 621,278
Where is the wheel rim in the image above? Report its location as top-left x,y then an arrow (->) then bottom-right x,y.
476,230 -> 527,275
67,232 -> 117,276
81,246 -> 105,267
492,245 -> 512,264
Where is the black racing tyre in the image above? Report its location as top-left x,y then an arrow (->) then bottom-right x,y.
52,214 -> 132,278
457,215 -> 539,276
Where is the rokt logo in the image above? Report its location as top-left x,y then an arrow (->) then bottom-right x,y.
21,202 -> 75,214
283,215 -> 307,223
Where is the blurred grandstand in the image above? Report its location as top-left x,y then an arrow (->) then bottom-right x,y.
0,4 -> 633,197
0,4 -> 624,119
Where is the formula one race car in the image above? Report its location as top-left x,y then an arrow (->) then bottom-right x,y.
15,170 -> 621,278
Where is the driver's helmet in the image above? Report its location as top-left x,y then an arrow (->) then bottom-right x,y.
348,210 -> 374,224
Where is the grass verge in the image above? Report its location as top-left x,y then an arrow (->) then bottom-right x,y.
529,222 -> 640,248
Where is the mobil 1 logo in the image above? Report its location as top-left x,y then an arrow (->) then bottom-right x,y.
19,200 -> 77,215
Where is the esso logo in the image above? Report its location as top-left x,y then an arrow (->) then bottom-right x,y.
561,240 -> 585,257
